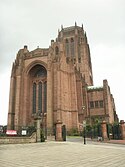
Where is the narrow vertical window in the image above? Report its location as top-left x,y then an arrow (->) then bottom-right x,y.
44,81 -> 47,113
99,100 -> 104,108
78,37 -> 81,62
71,38 -> 74,57
90,101 -> 94,108
95,101 -> 99,108
55,46 -> 59,55
38,82 -> 42,113
78,57 -> 81,63
32,83 -> 36,113
65,39 -> 69,57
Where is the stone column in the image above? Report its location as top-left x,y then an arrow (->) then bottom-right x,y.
71,73 -> 78,129
120,120 -> 125,140
35,116 -> 41,142
22,75 -> 28,126
47,61 -> 53,136
56,120 -> 63,141
7,76 -> 15,129
14,76 -> 21,130
101,121 -> 108,140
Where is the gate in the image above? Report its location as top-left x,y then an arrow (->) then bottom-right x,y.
53,124 -> 56,140
107,124 -> 112,139
112,124 -> 121,139
107,124 -> 121,140
62,125 -> 66,141
86,124 -> 102,139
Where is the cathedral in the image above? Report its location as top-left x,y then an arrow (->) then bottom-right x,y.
7,23 -> 118,136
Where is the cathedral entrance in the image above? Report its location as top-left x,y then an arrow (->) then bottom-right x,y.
29,64 -> 47,136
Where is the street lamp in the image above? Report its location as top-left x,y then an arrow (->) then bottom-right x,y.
83,120 -> 86,144
43,112 -> 47,139
82,105 -> 86,111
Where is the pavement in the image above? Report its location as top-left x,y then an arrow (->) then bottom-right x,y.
67,136 -> 125,145
0,138 -> 125,167
104,139 -> 125,145
90,138 -> 125,145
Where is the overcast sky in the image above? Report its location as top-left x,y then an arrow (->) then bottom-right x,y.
0,0 -> 125,125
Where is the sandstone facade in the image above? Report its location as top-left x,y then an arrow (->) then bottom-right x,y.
7,24 -> 118,135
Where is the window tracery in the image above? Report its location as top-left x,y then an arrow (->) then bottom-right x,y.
31,65 -> 47,115
32,83 -> 36,113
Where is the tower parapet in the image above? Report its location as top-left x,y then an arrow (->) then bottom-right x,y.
51,24 -> 93,85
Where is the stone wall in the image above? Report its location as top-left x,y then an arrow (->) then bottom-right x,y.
0,132 -> 36,144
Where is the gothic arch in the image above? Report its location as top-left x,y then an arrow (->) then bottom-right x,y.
55,46 -> 59,55
22,60 -> 48,124
24,60 -> 47,75
28,63 -> 47,115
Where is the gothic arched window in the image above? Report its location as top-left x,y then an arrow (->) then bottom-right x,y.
34,66 -> 47,78
38,82 -> 42,113
44,81 -> 47,113
65,39 -> 69,57
71,38 -> 74,57
30,65 -> 47,115
55,46 -> 59,55
32,83 -> 36,113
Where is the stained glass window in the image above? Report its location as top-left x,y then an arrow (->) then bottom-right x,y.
32,83 -> 36,113
34,66 -> 47,78
38,82 -> 42,113
44,82 -> 47,113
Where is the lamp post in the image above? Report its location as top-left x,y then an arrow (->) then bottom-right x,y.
44,112 -> 47,139
83,120 -> 86,144
82,105 -> 86,110
82,105 -> 86,144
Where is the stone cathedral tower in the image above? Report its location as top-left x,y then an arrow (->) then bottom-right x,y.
7,23 -> 118,136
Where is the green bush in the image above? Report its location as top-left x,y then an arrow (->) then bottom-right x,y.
67,128 -> 79,136
40,130 -> 45,142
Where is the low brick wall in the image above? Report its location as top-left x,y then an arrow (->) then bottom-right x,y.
0,132 -> 36,144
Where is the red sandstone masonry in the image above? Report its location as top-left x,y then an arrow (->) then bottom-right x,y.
0,132 -> 36,144
7,25 -> 118,139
